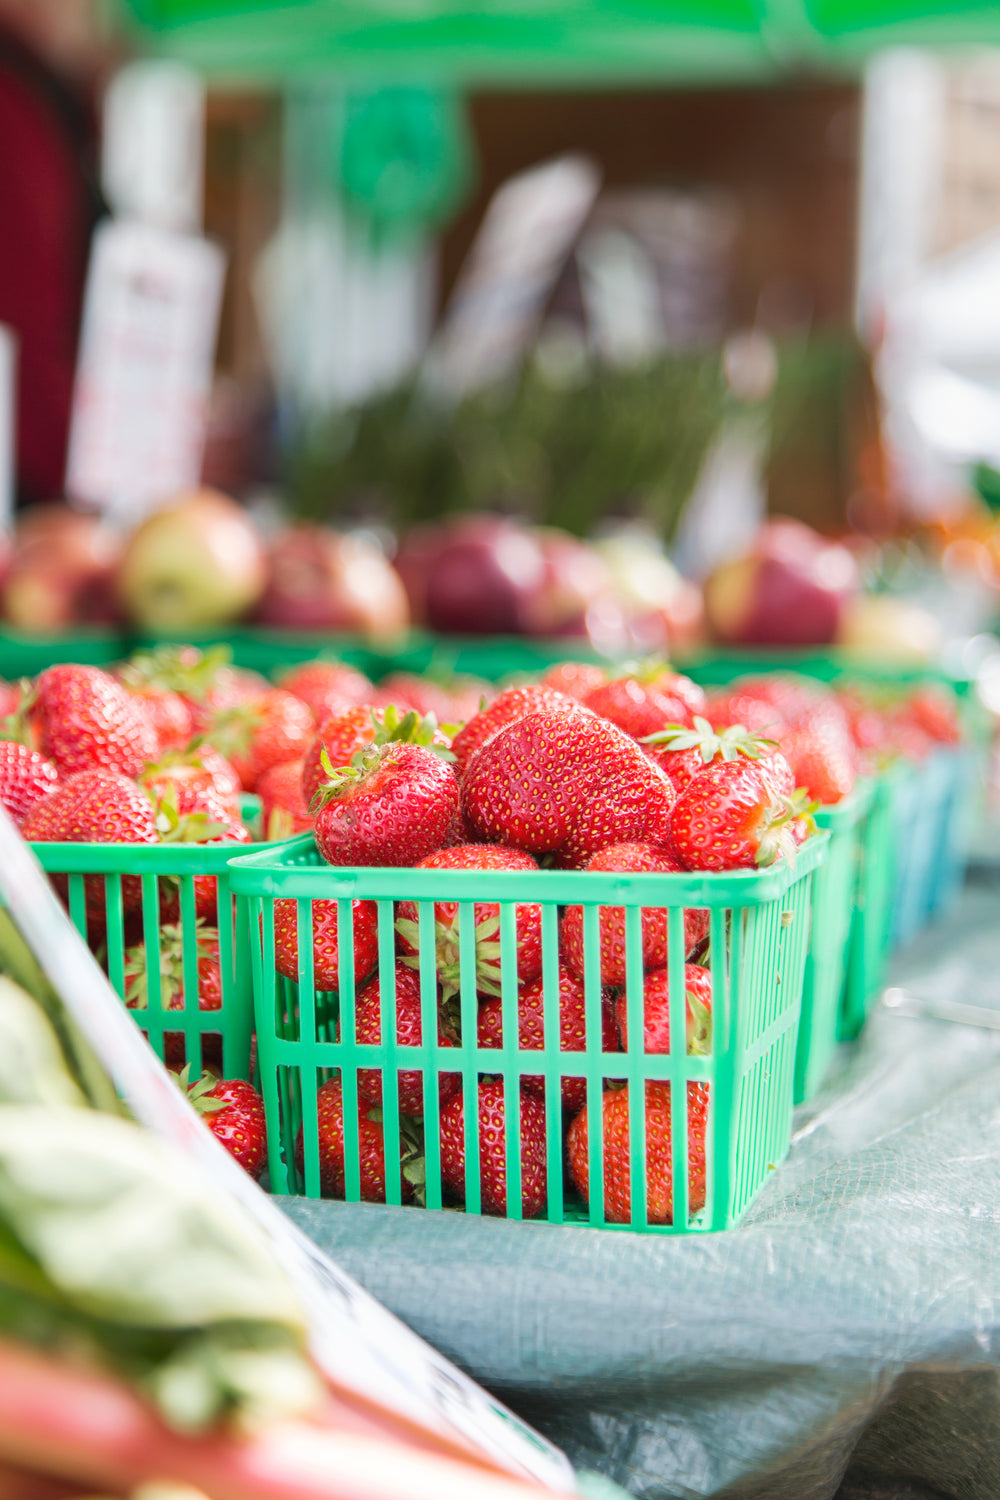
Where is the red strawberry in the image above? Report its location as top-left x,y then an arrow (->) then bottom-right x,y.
314,741 -> 460,868
905,686 -> 962,745
32,664 -> 159,778
273,897 -> 379,991
296,1077 -> 413,1202
257,759 -> 314,839
451,684 -> 579,776
614,963 -> 713,1056
189,742 -> 242,802
560,843 -> 709,985
0,679 -> 18,719
209,688 -> 314,792
582,673 -> 697,740
668,758 -> 802,872
649,670 -> 707,719
125,923 -> 223,1068
374,673 -> 455,722
438,1079 -> 547,1218
463,709 -> 676,869
539,661 -> 607,701
179,1069 -> 267,1179
23,769 -> 158,923
738,675 -> 826,730
353,961 -> 460,1116
395,845 -> 542,999
477,964 -> 619,1112
278,660 -> 375,722
567,1080 -> 708,1226
643,716 -> 781,795
780,706 -> 857,805
301,705 -> 380,809
0,742 -> 58,827
126,684 -> 194,754
703,689 -> 789,738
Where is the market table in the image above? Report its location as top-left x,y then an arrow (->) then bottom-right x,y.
282,872 -> 1000,1500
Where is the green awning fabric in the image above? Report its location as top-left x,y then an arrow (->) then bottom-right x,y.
118,1 -> 1000,84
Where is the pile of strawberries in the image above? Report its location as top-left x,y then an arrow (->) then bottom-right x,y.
0,644 -> 963,1215
277,661 -> 962,1225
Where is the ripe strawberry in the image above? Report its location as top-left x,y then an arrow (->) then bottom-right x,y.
125,923 -> 223,1068
905,686 -> 962,745
737,675 -> 827,730
278,660 -> 375,722
643,716 -> 780,795
32,664 -> 159,778
560,843 -> 709,985
395,845 -> 542,999
296,1076 -> 413,1202
179,1069 -> 267,1179
209,688 -> 314,792
126,684 -> 194,754
374,673 -> 454,723
0,741 -> 58,827
668,759 -> 801,871
0,679 -> 18,719
463,709 -> 676,869
477,964 -> 619,1112
438,1079 -> 547,1218
582,672 -> 698,740
614,963 -> 713,1056
273,897 -> 379,991
188,742 -> 242,802
301,706 -> 380,809
567,1080 -> 708,1226
539,661 -> 607,702
703,689 -> 789,738
779,706 -> 857,805
257,759 -> 314,839
451,684 -> 579,776
353,962 -> 460,1116
23,769 -> 158,922
314,741 -> 460,868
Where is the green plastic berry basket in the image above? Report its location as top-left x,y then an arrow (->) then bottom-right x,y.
29,838 -> 259,1079
793,781 -> 874,1103
228,832 -> 827,1234
838,764 -> 908,1042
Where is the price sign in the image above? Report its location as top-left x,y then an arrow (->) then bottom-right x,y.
65,220 -> 224,519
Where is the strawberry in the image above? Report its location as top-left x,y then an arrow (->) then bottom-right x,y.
395,845 -> 542,999
353,961 -> 460,1116
560,843 -> 709,985
703,689 -> 789,738
296,1076 -> 413,1202
905,685 -> 962,745
0,679 -> 18,719
539,661 -> 607,701
125,923 -> 223,1069
613,963 -> 713,1056
567,1080 -> 708,1226
438,1079 -> 547,1218
301,706 -> 379,809
451,684 -> 579,776
643,716 -> 780,795
209,688 -> 314,792
582,671 -> 698,740
257,759 -> 314,839
779,705 -> 857,805
313,741 -> 460,868
737,675 -> 827,730
178,1068 -> 267,1179
668,758 -> 803,871
278,660 -> 375,722
32,664 -> 159,778
0,742 -> 58,827
273,897 -> 379,991
373,673 -> 455,723
23,768 -> 158,922
477,964 -> 619,1112
462,709 -> 676,868
125,685 -> 194,754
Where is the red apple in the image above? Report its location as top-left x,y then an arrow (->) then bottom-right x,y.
421,514 -> 547,636
253,526 -> 409,643
115,488 -> 267,632
2,504 -> 121,630
704,518 -> 859,647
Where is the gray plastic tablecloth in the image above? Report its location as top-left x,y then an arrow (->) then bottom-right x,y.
281,876 -> 1000,1500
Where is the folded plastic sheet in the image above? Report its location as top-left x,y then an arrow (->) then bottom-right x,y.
282,878 -> 1000,1500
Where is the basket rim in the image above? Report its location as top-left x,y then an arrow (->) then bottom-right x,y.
226,827 -> 828,904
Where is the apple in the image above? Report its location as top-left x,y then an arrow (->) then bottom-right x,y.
421,515 -> 547,636
253,526 -> 409,643
2,504 -> 121,631
595,528 -> 706,656
837,595 -> 941,663
703,518 -> 859,647
115,489 -> 267,632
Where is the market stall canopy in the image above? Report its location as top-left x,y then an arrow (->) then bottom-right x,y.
118,1 -> 1000,84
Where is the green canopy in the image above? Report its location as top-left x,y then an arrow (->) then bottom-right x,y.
118,1 -> 1000,84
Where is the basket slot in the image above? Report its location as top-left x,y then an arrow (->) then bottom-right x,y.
540,902 -> 563,1224
666,904 -> 689,1231
497,900 -> 522,1221
417,897 -> 444,1213
623,904 -> 647,1232
580,902 -> 605,1227
376,899 -> 403,1208
457,900 -> 481,1217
